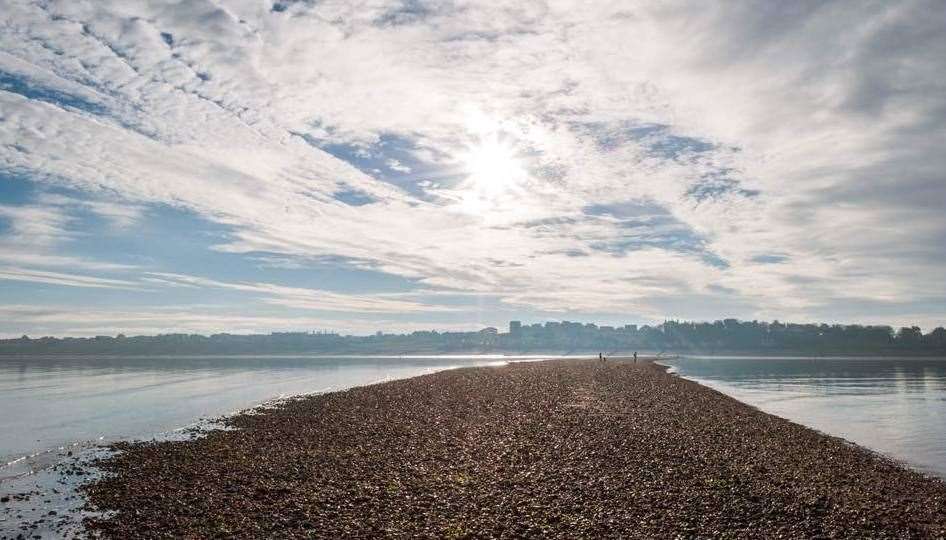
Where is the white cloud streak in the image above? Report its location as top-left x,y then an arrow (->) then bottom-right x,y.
0,266 -> 141,289
0,304 -> 481,338
145,272 -> 464,314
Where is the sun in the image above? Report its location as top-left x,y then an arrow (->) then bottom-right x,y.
461,135 -> 525,195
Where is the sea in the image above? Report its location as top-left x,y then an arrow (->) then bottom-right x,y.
2,354 -> 945,483
665,356 -> 946,479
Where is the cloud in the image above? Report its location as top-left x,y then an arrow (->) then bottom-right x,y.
0,0 -> 944,331
36,193 -> 145,228
0,266 -> 141,289
0,304 -> 482,338
385,158 -> 411,173
144,272 -> 463,314
0,196 -> 141,271
0,251 -> 136,271
0,202 -> 80,243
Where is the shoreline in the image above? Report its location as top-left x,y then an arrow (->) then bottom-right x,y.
0,357 -> 541,538
654,360 -> 946,480
5,350 -> 946,358
0,356 -> 535,483
55,358 -> 946,537
660,358 -> 946,482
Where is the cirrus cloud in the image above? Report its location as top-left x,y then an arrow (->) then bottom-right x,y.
0,0 -> 944,335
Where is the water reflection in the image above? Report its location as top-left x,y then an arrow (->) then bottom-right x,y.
668,356 -> 946,478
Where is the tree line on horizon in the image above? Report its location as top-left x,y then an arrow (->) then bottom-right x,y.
1,319 -> 945,355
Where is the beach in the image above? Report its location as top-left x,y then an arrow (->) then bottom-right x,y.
57,359 -> 946,536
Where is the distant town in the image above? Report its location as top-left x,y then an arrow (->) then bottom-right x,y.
2,319 -> 945,356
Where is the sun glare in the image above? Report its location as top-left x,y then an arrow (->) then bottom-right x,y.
462,136 -> 525,195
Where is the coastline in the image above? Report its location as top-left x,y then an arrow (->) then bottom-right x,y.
4,350 -> 946,358
0,355 -> 538,483
0,356 -> 543,538
58,358 -> 946,537
659,355 -> 946,481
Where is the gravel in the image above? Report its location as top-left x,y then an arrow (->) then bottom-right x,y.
82,359 -> 946,538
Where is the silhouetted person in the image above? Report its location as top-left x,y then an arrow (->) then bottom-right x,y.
598,352 -> 603,362
633,351 -> 637,363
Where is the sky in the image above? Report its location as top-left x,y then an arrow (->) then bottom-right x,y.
1,0 -> 945,337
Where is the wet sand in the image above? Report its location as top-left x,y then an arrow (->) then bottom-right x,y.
77,359 -> 946,537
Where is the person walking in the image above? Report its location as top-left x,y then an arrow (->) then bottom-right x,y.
633,351 -> 637,363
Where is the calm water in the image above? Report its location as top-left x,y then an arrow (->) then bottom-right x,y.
0,354 -> 560,480
667,356 -> 946,478
5,355 -> 945,484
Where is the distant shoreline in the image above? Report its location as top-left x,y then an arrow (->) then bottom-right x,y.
3,349 -> 946,357
76,358 -> 946,537
4,318 -> 944,357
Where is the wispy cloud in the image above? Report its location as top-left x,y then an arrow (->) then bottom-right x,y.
0,266 -> 141,290
145,272 -> 462,314
0,198 -> 140,271
0,0 -> 944,333
0,304 -> 481,338
0,203 -> 74,246
36,193 -> 145,229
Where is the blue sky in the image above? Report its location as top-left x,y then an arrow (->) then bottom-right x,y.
1,1 -> 944,337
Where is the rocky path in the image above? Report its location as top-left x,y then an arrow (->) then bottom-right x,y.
81,360 -> 946,538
